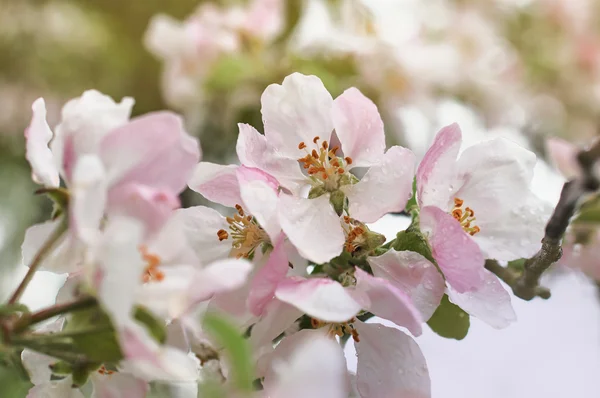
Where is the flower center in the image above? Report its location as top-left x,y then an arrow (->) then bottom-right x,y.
311,317 -> 360,342
97,365 -> 115,376
139,245 -> 164,283
451,198 -> 481,236
343,216 -> 367,253
217,204 -> 270,259
297,136 -> 353,191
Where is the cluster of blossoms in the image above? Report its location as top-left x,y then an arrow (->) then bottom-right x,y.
12,72 -> 551,397
145,0 -> 600,160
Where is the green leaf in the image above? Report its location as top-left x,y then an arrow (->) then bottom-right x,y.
0,362 -> 33,397
392,230 -> 436,265
203,313 -> 254,393
427,295 -> 470,340
573,194 -> 600,224
63,308 -> 122,363
134,306 -> 166,344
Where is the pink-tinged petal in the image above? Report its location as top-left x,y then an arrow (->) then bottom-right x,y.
332,87 -> 385,168
187,162 -> 242,207
275,277 -> 361,322
368,250 -> 445,321
343,146 -> 415,223
264,330 -> 348,398
416,123 -> 462,209
52,91 -> 134,179
70,155 -> 107,243
261,73 -> 334,158
277,194 -> 344,264
107,183 -> 180,238
249,300 -> 303,352
236,165 -> 279,191
27,377 -> 84,398
455,138 -> 546,261
186,258 -> 253,309
238,168 -> 281,242
447,270 -> 516,329
136,265 -> 197,319
96,217 -> 146,327
25,98 -> 59,187
173,206 -> 231,264
100,112 -> 200,193
236,123 -> 306,193
91,372 -> 148,398
248,235 -> 289,316
120,322 -> 198,382
22,220 -> 80,274
354,321 -> 431,398
144,211 -> 198,266
420,206 -> 485,293
546,137 -> 580,179
350,268 -> 422,335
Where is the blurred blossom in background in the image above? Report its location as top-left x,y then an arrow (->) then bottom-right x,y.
3,0 -> 600,396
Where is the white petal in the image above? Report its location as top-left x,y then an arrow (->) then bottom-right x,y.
173,206 -> 231,264
354,321 -> 431,398
455,137 -> 543,261
21,349 -> 55,385
185,258 -> 253,309
70,155 -> 107,244
277,194 -> 344,264
53,90 -> 133,175
22,220 -> 78,274
249,300 -> 303,352
447,270 -> 516,329
25,98 -> 59,187
416,123 -> 461,210
350,268 -> 423,335
144,14 -> 194,60
261,73 -> 334,158
236,123 -> 307,193
27,377 -> 84,398
238,173 -> 281,243
265,330 -> 347,398
332,87 -> 386,167
368,250 -> 445,321
187,163 -> 242,207
119,322 -> 199,382
91,372 -> 148,398
96,217 -> 145,327
343,146 -> 415,223
275,277 -> 361,322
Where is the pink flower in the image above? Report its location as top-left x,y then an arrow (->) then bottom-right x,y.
414,123 -> 552,328
243,73 -> 415,263
23,91 -> 201,274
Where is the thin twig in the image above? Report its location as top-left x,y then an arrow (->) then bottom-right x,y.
8,218 -> 67,304
12,296 -> 97,334
486,140 -> 600,300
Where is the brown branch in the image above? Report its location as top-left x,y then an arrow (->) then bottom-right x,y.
8,218 -> 67,304
486,139 -> 600,300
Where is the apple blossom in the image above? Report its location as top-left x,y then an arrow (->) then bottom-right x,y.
22,91 -> 201,274
244,72 -> 415,263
